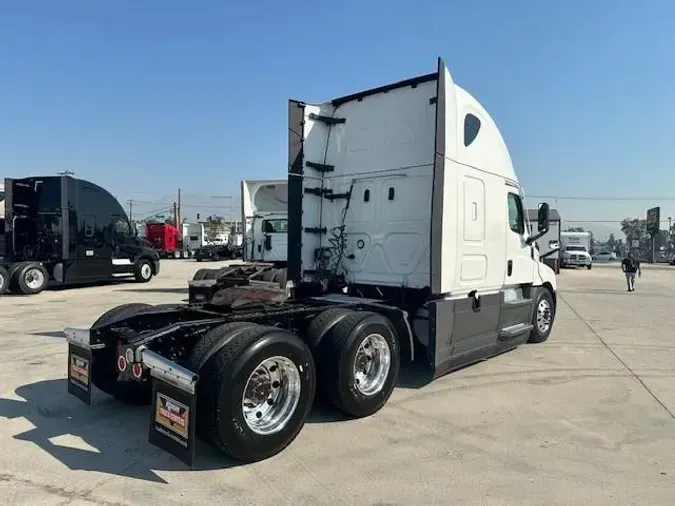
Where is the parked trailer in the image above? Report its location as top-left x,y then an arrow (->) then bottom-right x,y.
0,175 -> 160,296
64,58 -> 557,466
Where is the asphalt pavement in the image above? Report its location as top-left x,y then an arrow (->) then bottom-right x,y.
0,261 -> 673,505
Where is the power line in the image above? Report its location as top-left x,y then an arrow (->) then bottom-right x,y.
121,198 -> 232,209
530,195 -> 675,202
564,220 -> 672,224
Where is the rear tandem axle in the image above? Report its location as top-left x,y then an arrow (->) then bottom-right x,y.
65,295 -> 408,466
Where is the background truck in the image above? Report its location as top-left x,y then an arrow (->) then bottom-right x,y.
560,231 -> 592,269
145,222 -> 182,258
0,175 -> 160,295
64,57 -> 557,467
241,179 -> 288,264
182,222 -> 205,251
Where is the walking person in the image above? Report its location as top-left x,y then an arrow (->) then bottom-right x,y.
621,251 -> 641,292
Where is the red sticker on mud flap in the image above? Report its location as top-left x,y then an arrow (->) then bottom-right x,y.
69,355 -> 89,389
154,392 -> 190,439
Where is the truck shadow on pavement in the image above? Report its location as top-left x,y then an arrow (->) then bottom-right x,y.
0,379 -> 250,483
0,368 -> 434,483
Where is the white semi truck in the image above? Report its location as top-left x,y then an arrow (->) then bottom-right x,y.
182,222 -> 206,253
64,57 -> 557,466
241,179 -> 288,264
560,231 -> 592,269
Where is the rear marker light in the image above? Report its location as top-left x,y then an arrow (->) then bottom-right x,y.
125,349 -> 134,364
117,355 -> 128,372
131,363 -> 143,379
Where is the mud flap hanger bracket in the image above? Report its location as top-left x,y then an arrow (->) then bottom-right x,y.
134,345 -> 199,395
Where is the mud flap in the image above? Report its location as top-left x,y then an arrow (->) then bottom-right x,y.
148,377 -> 197,467
68,344 -> 92,405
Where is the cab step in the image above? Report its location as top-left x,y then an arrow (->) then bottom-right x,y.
498,323 -> 533,341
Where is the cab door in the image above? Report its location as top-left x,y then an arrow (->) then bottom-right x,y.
74,214 -> 114,281
504,184 -> 533,287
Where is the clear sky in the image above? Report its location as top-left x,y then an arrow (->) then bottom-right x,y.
1,0 -> 674,236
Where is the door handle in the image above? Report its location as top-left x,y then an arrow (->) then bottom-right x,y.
507,260 -> 513,276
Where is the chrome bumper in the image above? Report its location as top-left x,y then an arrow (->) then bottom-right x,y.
64,326 -> 198,394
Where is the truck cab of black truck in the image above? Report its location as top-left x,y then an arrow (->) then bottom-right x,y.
0,175 -> 160,295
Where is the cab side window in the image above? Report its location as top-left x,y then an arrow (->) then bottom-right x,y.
112,216 -> 131,237
507,193 -> 524,234
263,219 -> 288,233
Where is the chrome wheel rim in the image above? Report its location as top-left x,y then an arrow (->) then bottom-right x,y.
242,356 -> 301,435
25,268 -> 45,290
0,272 -> 4,289
536,299 -> 552,333
141,264 -> 152,279
353,333 -> 391,396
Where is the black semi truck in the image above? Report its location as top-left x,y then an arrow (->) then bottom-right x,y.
0,175 -> 160,295
63,58 -> 558,467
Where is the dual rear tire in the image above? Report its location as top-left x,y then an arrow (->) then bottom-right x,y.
188,323 -> 316,462
188,308 -> 400,463
306,309 -> 400,418
2,262 -> 49,295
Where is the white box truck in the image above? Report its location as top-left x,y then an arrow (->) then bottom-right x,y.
241,179 -> 288,264
64,57 -> 557,466
560,231 -> 592,269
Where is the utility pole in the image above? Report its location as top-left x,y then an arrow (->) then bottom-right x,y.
126,199 -> 133,221
177,188 -> 182,226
